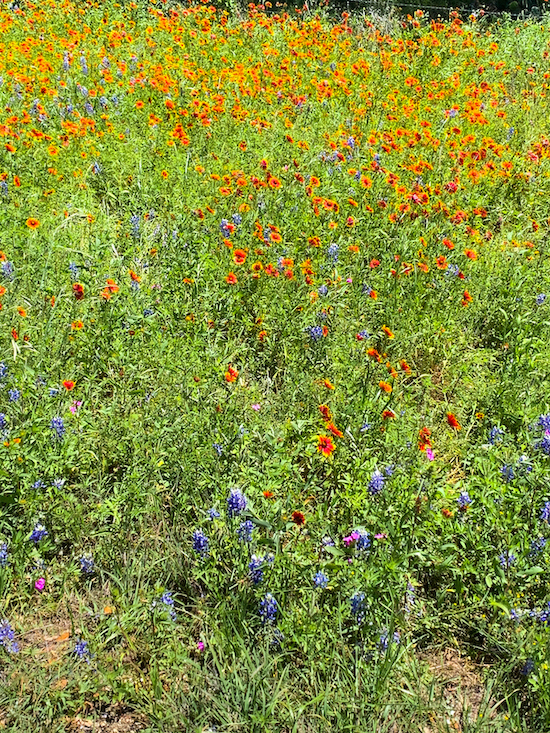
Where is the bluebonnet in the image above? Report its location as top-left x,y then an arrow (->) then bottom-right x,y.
99,96 -> 108,109
79,556 -> 95,575
52,478 -> 65,489
384,465 -> 394,477
540,502 -> 550,523
530,537 -> 546,556
537,415 -> 550,432
0,414 -> 6,430
143,308 -> 154,317
308,325 -> 324,342
220,219 -> 232,238
327,244 -> 339,264
489,426 -> 504,444
360,422 -> 372,432
0,543 -> 8,567
32,480 -> 45,489
259,594 -> 278,624
350,592 -> 367,623
322,536 -> 335,548
50,416 -> 65,440
232,213 -> 242,226
130,214 -> 140,238
49,388 -> 59,396
521,659 -> 535,676
510,608 -> 520,622
373,153 -> 382,164
101,56 -> 110,69
538,602 -> 550,625
92,161 -> 101,175
213,443 -> 223,456
1,261 -> 14,280
73,639 -> 91,661
404,583 -> 416,615
354,530 -> 371,553
270,627 -> 284,649
536,433 -> 550,454
69,262 -> 79,280
192,530 -> 209,557
362,284 -> 373,296
29,523 -> 48,543
8,389 -> 19,402
84,102 -> 94,116
316,310 -> 328,322
313,571 -> 329,588
445,263 -> 460,277
500,465 -> 515,483
354,169 -> 361,181
368,470 -> 385,496
249,555 -> 265,585
536,294 -> 546,305
0,180 -> 7,196
237,520 -> 254,542
346,136 -> 356,149
227,488 -> 247,517
207,508 -> 220,521
0,620 -> 18,653
378,629 -> 400,651
499,552 -> 516,569
357,329 -> 369,340
507,127 -> 515,139
80,54 -> 88,75
448,108 -> 458,118
457,492 -> 472,509
158,591 -> 176,621
78,84 -> 89,97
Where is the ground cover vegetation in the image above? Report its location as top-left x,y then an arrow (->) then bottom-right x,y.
0,1 -> 550,730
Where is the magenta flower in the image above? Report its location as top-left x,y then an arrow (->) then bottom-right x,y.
35,577 -> 45,591
343,531 -> 360,547
197,640 -> 205,651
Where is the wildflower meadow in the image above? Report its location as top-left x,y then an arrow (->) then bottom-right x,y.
0,0 -> 550,730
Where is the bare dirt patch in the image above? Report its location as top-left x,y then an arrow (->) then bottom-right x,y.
418,647 -> 498,732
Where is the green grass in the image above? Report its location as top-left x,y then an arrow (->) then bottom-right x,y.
0,1 -> 549,730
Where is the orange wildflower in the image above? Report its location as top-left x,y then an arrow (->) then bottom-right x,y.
446,413 -> 462,430
326,422 -> 343,438
26,218 -> 40,229
382,325 -> 394,339
379,381 -> 392,393
291,511 -> 305,526
73,283 -> 84,301
233,249 -> 247,265
317,434 -> 335,457
225,272 -> 238,285
17,307 -> 27,317
63,380 -> 75,391
418,427 -> 432,451
319,404 -> 332,421
225,365 -> 239,383
323,379 -> 335,390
